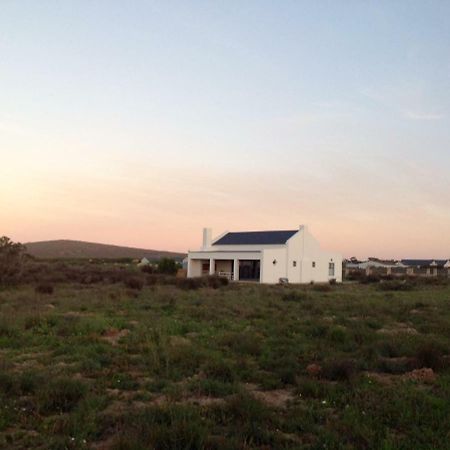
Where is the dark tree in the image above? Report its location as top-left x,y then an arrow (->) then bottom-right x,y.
157,257 -> 178,275
0,236 -> 27,285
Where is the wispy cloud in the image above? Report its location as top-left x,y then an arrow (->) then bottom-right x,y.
359,85 -> 445,121
402,110 -> 444,120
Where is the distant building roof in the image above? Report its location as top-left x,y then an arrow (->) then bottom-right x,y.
401,259 -> 449,267
213,230 -> 298,246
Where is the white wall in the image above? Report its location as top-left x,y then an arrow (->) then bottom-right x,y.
290,227 -> 342,283
187,258 -> 203,277
261,248 -> 287,283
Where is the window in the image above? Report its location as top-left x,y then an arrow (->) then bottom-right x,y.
293,261 -> 297,267
202,263 -> 209,272
329,262 -> 335,276
312,261 -> 316,268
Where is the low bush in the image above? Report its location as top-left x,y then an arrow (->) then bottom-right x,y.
218,331 -> 262,356
111,405 -> 207,450
321,358 -> 356,382
35,282 -> 54,295
124,276 -> 144,290
140,264 -> 155,274
37,377 -> 87,413
312,283 -> 332,292
206,275 -> 229,289
415,342 -> 445,371
378,280 -> 414,291
176,277 -> 206,290
176,276 -> 228,290
189,378 -> 236,397
157,258 -> 179,275
377,357 -> 417,374
282,290 -> 308,302
203,358 -> 236,383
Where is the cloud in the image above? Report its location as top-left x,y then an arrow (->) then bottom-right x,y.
359,85 -> 445,121
402,110 -> 444,120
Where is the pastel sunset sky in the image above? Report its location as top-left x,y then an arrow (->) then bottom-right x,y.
1,1 -> 449,258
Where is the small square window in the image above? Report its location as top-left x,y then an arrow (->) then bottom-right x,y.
312,261 -> 316,268
293,261 -> 297,267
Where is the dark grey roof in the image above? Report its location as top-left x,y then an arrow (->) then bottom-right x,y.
401,259 -> 449,267
213,230 -> 298,246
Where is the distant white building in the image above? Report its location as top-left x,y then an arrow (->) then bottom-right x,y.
137,257 -> 150,266
345,259 -> 405,270
187,225 -> 342,284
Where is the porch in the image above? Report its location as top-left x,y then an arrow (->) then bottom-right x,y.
187,251 -> 261,282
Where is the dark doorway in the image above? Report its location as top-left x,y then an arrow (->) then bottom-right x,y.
239,260 -> 260,281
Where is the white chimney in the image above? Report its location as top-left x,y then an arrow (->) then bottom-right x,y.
202,228 -> 212,249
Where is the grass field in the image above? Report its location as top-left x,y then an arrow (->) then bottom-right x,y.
1,274 -> 449,449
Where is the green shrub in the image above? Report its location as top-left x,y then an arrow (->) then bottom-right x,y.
218,331 -> 262,356
312,283 -> 332,292
111,405 -> 206,450
0,371 -> 17,396
377,357 -> 417,374
415,342 -> 444,371
203,358 -> 236,383
378,280 -> 413,291
282,290 -> 308,302
328,326 -> 348,344
322,359 -> 356,382
157,258 -> 178,275
37,377 -> 87,413
206,275 -> 229,289
176,277 -> 205,290
189,378 -> 236,397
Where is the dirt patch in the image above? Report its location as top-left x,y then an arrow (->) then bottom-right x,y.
253,389 -> 295,408
244,383 -> 295,408
306,363 -> 322,377
365,371 -> 399,385
185,396 -> 226,406
169,335 -> 191,346
91,435 -> 116,450
63,311 -> 94,318
403,368 -> 436,384
377,322 -> 418,335
100,328 -> 130,345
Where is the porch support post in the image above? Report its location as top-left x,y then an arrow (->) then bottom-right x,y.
209,258 -> 215,275
233,259 -> 239,281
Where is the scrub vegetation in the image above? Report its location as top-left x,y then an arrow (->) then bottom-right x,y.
0,258 -> 449,449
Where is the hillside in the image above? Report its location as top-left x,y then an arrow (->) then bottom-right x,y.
24,239 -> 185,260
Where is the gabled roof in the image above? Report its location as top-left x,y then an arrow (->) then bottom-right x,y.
213,230 -> 298,246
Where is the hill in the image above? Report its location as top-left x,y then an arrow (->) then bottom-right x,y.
24,239 -> 185,260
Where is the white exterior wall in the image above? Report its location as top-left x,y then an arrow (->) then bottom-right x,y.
187,259 -> 203,277
292,227 -> 342,283
260,248 -> 288,284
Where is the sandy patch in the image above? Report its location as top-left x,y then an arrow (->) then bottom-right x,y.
100,328 -> 130,345
377,322 -> 418,335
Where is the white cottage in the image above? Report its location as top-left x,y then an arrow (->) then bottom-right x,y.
187,225 -> 342,284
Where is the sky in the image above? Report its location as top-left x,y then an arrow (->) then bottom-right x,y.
1,1 -> 449,258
